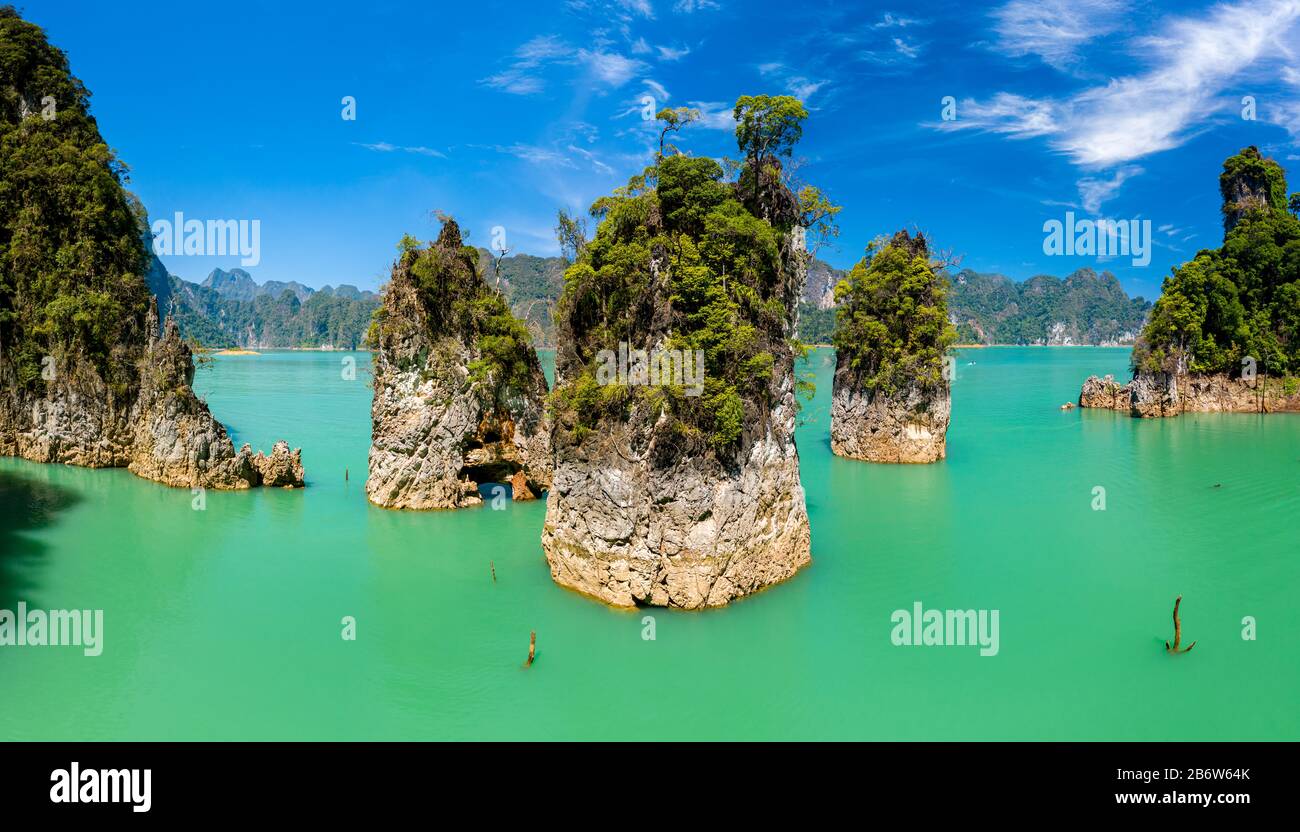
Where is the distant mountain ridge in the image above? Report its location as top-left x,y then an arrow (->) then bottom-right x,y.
945,267 -> 1150,346
155,256 -> 1151,350
158,253 -> 566,349
164,268 -> 380,349
796,262 -> 1151,346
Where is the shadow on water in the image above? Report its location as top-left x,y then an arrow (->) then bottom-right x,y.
0,468 -> 81,608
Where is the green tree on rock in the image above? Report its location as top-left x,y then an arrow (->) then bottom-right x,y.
831,230 -> 957,396
552,95 -> 825,454
1133,146 -> 1300,378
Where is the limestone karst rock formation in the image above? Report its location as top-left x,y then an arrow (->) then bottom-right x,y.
1079,146 -> 1300,418
830,230 -> 954,463
542,144 -> 813,609
0,8 -> 303,490
1,298 -> 305,489
366,219 -> 550,510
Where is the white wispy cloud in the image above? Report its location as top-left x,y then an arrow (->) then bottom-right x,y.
516,34 -> 571,63
945,92 -> 1059,138
758,62 -> 831,102
355,142 -> 446,158
874,12 -> 921,29
857,35 -> 926,66
643,79 -> 670,102
484,143 -> 577,168
990,0 -> 1124,71
892,37 -> 920,59
688,100 -> 735,130
578,48 -> 648,86
618,0 -> 655,17
568,144 -> 616,174
787,78 -> 828,100
483,34 -> 649,94
939,0 -> 1300,168
1077,165 -> 1143,212
480,34 -> 571,95
674,0 -> 720,11
480,70 -> 546,95
656,44 -> 691,61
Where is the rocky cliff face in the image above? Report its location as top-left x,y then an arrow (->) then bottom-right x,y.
830,379 -> 950,463
1079,372 -> 1300,416
367,219 -> 550,510
1,299 -> 304,488
1220,146 -> 1280,233
804,258 -> 844,310
542,155 -> 811,609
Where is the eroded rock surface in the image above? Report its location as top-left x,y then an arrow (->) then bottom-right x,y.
1078,372 -> 1300,417
2,301 -> 305,489
830,379 -> 950,463
367,219 -> 550,510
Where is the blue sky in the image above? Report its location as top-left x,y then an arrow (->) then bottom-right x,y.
27,0 -> 1300,298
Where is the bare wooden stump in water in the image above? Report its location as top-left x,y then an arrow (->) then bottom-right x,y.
525,631 -> 536,667
1165,595 -> 1197,654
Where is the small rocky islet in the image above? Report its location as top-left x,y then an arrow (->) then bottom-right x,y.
366,219 -> 551,510
1078,146 -> 1300,417
540,105 -> 817,610
829,230 -> 956,464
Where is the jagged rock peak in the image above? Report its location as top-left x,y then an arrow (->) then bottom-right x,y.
1220,145 -> 1285,233
367,217 -> 551,510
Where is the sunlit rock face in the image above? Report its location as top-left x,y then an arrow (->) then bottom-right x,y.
367,219 -> 550,510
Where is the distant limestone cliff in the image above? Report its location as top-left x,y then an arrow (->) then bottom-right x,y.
367,220 -> 550,510
799,263 -> 1150,346
160,267 -> 380,350
946,267 -> 1150,346
0,8 -> 303,489
1080,147 -> 1300,417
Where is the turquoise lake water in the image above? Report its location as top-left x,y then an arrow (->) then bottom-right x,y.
1,347 -> 1297,740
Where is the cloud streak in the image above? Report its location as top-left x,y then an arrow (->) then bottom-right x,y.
355,142 -> 446,158
939,0 -> 1300,168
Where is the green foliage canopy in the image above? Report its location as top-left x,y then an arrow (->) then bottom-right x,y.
0,6 -> 150,387
831,231 -> 956,395
1134,147 -> 1300,377
554,99 -> 814,453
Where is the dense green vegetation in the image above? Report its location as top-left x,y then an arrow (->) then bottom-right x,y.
0,6 -> 150,389
797,303 -> 836,344
832,231 -> 956,395
553,96 -> 814,452
477,247 -> 563,346
1133,147 -> 1300,377
386,222 -> 539,405
946,268 -> 1150,345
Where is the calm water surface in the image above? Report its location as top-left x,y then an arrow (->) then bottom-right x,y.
1,347 -> 1296,740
